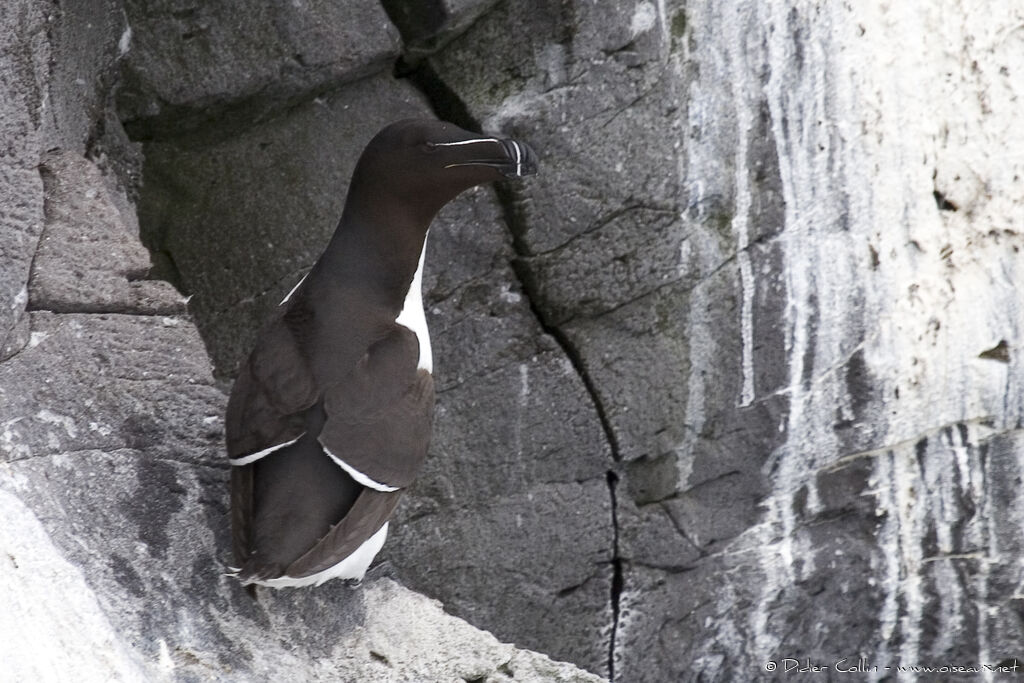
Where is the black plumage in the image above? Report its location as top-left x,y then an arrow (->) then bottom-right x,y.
225,119 -> 537,587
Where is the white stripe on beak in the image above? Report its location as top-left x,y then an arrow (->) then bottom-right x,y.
510,140 -> 523,176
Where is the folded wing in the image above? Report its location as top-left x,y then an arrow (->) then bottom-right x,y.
319,327 -> 435,491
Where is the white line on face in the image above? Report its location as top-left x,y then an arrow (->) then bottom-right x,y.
432,138 -> 501,147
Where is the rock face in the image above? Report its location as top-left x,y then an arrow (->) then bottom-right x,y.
418,1 -> 1024,678
117,0 -> 402,138
0,2 -> 605,681
131,1 -> 617,675
5,0 -> 1024,681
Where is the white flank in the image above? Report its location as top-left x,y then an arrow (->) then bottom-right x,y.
229,434 -> 304,466
395,233 -> 432,372
433,138 -> 500,147
321,443 -> 399,492
279,272 -> 308,306
243,522 -> 390,588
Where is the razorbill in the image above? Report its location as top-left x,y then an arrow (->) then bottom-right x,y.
225,119 -> 538,588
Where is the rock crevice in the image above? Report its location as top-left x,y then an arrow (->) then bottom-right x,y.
394,54 -> 626,677
6,0 -> 1024,680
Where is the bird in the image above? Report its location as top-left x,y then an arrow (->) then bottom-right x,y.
224,119 -> 538,588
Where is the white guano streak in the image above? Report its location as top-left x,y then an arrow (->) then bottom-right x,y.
731,63 -> 756,409
743,1 -> 824,659
728,10 -> 783,659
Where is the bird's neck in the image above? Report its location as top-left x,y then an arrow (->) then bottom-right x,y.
320,209 -> 428,313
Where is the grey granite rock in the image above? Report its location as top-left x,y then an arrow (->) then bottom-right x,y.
31,151 -> 184,315
0,0 -> 141,359
11,0 -> 1024,680
0,310 -> 221,464
423,0 -> 1024,680
0,1 -> 48,359
430,0 -> 691,467
1,454 -> 604,682
0,164 -> 43,361
382,0 -> 500,61
42,0 -> 125,153
117,0 -> 402,138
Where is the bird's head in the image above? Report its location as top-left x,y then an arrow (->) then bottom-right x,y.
345,118 -> 538,227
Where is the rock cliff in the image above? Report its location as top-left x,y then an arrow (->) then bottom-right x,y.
3,0 -> 1023,681
0,1 -> 602,681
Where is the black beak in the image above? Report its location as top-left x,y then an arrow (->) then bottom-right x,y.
497,139 -> 538,178
444,138 -> 539,178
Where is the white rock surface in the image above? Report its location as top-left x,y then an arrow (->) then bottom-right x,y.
669,0 -> 1024,676
0,489 -> 149,682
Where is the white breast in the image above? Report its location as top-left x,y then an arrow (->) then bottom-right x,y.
394,232 -> 432,373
